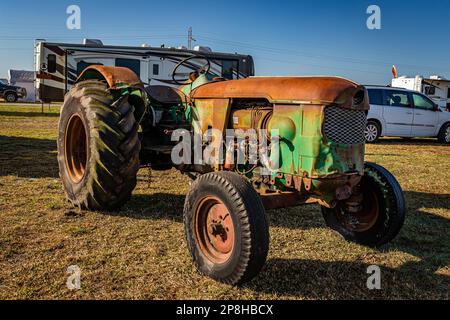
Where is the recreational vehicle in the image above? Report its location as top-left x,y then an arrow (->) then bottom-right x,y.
392,75 -> 450,112
34,40 -> 255,102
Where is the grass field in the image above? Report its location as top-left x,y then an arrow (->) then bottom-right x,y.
0,103 -> 449,300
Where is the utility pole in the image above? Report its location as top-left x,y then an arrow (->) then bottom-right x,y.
188,27 -> 196,50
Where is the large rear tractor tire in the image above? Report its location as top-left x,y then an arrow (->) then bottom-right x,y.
57,80 -> 141,211
184,171 -> 269,285
322,162 -> 406,247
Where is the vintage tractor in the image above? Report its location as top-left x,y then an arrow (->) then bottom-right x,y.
57,56 -> 406,285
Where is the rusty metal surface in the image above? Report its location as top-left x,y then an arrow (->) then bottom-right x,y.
76,65 -> 143,89
260,192 -> 307,210
192,76 -> 369,109
190,99 -> 231,134
194,196 -> 235,264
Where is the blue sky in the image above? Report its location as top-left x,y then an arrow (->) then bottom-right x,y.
0,0 -> 449,84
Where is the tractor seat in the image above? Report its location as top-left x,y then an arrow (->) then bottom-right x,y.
144,85 -> 187,105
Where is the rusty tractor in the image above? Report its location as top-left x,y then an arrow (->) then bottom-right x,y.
57,56 -> 406,285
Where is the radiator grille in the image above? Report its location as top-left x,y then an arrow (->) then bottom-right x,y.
323,107 -> 367,145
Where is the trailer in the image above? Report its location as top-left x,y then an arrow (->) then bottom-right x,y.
392,75 -> 450,112
34,39 -> 255,103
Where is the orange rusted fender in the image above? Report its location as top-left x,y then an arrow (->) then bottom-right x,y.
76,65 -> 143,89
191,76 -> 368,109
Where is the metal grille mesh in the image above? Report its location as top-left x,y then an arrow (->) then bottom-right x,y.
323,107 -> 367,145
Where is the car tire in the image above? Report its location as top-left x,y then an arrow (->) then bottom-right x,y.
437,122 -> 450,144
364,121 -> 381,143
184,171 -> 269,285
5,92 -> 17,103
321,162 -> 406,247
57,80 -> 141,211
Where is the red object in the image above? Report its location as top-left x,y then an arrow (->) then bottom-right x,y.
392,65 -> 398,79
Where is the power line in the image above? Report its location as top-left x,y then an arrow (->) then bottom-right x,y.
257,57 -> 388,76
195,35 -> 450,73
0,35 -> 187,41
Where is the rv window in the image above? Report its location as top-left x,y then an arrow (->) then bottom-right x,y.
424,86 -> 435,95
116,58 -> 141,77
77,61 -> 104,75
152,64 -> 159,76
222,60 -> 237,80
47,54 -> 57,73
447,88 -> 450,99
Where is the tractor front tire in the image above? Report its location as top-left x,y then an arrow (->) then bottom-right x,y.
322,162 -> 406,247
184,171 -> 269,285
57,80 -> 140,211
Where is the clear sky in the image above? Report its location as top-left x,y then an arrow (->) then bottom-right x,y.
0,0 -> 449,84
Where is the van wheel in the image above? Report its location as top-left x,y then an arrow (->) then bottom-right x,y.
321,162 -> 406,247
57,80 -> 141,211
364,121 -> 381,143
184,171 -> 269,285
437,123 -> 450,144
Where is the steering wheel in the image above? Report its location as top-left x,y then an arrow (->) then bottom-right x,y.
172,55 -> 211,85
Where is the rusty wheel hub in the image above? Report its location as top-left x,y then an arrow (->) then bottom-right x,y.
338,189 -> 380,232
195,196 -> 235,264
65,114 -> 87,184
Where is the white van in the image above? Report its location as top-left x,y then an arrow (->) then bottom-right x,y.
365,86 -> 450,144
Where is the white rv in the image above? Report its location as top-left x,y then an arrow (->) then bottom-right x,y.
34,39 -> 255,102
392,75 -> 450,112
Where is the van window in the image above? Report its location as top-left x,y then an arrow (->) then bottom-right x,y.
384,90 -> 411,108
368,89 -> 383,105
116,58 -> 141,77
412,93 -> 435,111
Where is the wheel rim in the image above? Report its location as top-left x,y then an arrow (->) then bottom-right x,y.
6,94 -> 15,102
445,127 -> 450,143
364,124 -> 378,142
337,188 -> 380,232
194,196 -> 235,264
65,114 -> 88,184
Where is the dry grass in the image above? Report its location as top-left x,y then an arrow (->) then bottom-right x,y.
0,104 -> 448,300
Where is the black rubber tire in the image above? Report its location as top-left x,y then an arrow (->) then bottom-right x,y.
5,92 -> 17,103
437,122 -> 450,144
321,162 -> 406,247
364,120 -> 381,143
57,80 -> 140,210
184,171 -> 269,285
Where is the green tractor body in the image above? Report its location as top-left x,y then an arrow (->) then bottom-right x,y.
58,61 -> 406,285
